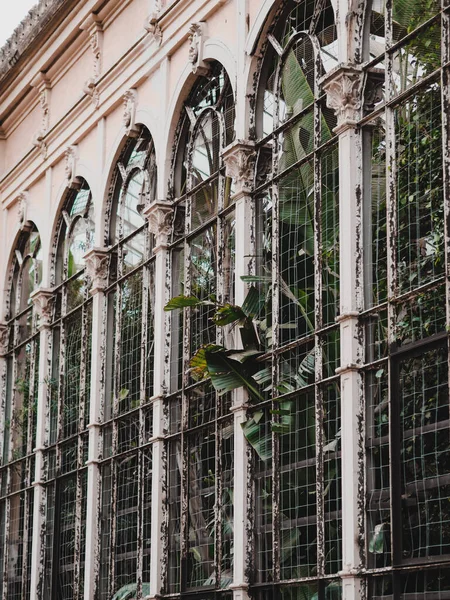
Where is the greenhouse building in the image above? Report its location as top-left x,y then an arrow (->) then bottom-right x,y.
0,0 -> 449,599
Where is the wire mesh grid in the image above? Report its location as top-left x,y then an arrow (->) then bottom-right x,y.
118,270 -> 144,412
397,346 -> 450,560
395,86 -> 444,295
187,428 -> 216,589
114,453 -> 139,593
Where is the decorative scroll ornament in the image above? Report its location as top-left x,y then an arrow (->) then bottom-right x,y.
65,145 -> 80,189
144,13 -> 162,45
143,200 -> 173,248
17,191 -> 29,229
30,73 -> 51,157
123,89 -> 139,136
84,247 -> 109,293
320,64 -> 364,132
221,140 -> 256,196
90,25 -> 104,79
30,288 -> 55,329
0,323 -> 9,357
83,77 -> 100,107
80,14 -> 103,80
39,85 -> 50,132
188,22 -> 208,76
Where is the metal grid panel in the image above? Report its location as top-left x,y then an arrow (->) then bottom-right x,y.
362,1 -> 450,592
251,1 -> 340,590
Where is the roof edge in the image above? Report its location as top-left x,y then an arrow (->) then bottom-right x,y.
0,0 -> 72,82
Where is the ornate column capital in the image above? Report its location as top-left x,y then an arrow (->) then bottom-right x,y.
30,288 -> 55,329
143,200 -> 173,250
83,247 -> 110,294
221,139 -> 256,197
0,323 -> 9,357
320,64 -> 363,133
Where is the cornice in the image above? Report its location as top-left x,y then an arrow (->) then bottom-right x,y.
0,0 -> 75,84
0,0 -> 230,204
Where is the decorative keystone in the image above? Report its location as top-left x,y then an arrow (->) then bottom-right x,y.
221,140 -> 256,196
188,22 -> 209,76
83,247 -> 110,293
30,288 -> 55,329
143,200 -> 173,249
0,323 -> 9,356
17,191 -> 29,229
320,64 -> 363,133
123,89 -> 139,136
144,13 -> 162,45
65,145 -> 80,189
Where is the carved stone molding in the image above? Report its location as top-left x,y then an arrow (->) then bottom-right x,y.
32,130 -> 47,159
83,77 -> 99,107
123,89 -> 139,136
144,13 -> 162,45
30,288 -> 55,329
221,140 -> 256,196
188,22 -> 208,76
65,145 -> 80,189
15,191 -> 29,229
31,72 -> 51,133
320,64 -> 363,132
84,247 -> 109,293
0,323 -> 9,357
143,200 -> 173,249
90,28 -> 103,79
80,14 -> 103,80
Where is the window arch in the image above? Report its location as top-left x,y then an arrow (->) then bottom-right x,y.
43,180 -> 94,600
99,125 -> 156,600
166,61 -> 235,593
250,0 -> 341,594
0,224 -> 42,600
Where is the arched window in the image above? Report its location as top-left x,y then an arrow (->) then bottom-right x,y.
363,1 -> 450,595
0,225 -> 42,600
251,0 -> 341,593
99,126 -> 156,599
43,181 -> 94,599
167,62 -> 235,593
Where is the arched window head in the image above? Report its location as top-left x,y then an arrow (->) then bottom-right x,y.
9,225 -> 42,319
173,61 -> 234,199
109,126 -> 157,245
256,0 -> 337,139
55,180 -> 94,285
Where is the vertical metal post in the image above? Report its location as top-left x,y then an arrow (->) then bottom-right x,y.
82,248 -> 109,600
29,289 -> 54,600
222,139 -> 256,600
143,200 -> 173,599
321,64 -> 366,600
